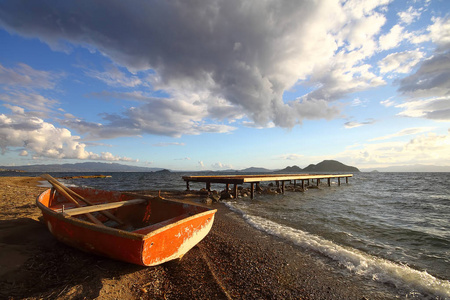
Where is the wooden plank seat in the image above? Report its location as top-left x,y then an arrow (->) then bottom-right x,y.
132,213 -> 192,235
61,199 -> 147,216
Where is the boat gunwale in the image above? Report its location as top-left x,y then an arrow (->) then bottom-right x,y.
36,188 -> 217,241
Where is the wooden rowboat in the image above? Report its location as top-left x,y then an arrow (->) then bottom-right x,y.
36,182 -> 217,266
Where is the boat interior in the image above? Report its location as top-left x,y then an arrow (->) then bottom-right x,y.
39,187 -> 211,235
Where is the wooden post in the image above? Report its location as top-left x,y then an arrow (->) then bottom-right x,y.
233,184 -> 238,199
186,181 -> 190,191
281,181 -> 285,194
225,183 -> 229,191
338,178 -> 341,186
250,183 -> 254,199
256,182 -> 260,191
301,179 -> 305,190
206,182 -> 211,192
327,178 -> 331,186
294,180 -> 297,187
346,177 -> 349,184
317,179 -> 320,187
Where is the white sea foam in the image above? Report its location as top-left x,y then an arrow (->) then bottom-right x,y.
37,180 -> 52,188
225,202 -> 450,299
38,180 -> 77,188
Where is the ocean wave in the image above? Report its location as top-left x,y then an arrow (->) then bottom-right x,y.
225,202 -> 450,299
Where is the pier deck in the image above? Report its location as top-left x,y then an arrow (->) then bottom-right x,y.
183,174 -> 353,199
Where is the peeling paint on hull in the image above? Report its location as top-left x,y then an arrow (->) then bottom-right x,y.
142,214 -> 215,266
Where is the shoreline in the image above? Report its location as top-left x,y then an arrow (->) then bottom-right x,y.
1,176 -> 398,299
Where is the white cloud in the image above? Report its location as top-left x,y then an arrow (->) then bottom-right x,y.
369,127 -> 435,141
302,60 -> 386,104
242,121 -> 275,129
0,63 -> 60,89
378,50 -> 424,74
341,10 -> 387,54
344,119 -> 376,129
405,16 -> 450,52
398,6 -> 421,25
380,97 -> 396,107
351,97 -> 370,107
279,154 -> 304,161
428,17 -> 450,51
341,0 -> 391,19
379,24 -> 404,51
0,63 -> 62,114
85,65 -> 143,87
2,104 -> 25,114
334,129 -> 450,167
407,32 -> 430,45
174,157 -> 190,161
153,142 -> 185,147
0,107 -> 136,161
0,91 -> 59,112
395,97 -> 450,121
95,152 -> 136,162
211,162 -> 233,170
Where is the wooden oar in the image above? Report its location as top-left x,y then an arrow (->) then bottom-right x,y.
62,185 -> 125,225
41,174 -> 124,225
41,175 -> 104,226
61,199 -> 146,216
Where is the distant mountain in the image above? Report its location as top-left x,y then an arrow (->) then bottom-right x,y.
275,165 -> 303,173
303,160 -> 359,172
240,167 -> 273,173
361,164 -> 450,172
1,162 -> 164,172
154,169 -> 171,173
276,160 -> 359,173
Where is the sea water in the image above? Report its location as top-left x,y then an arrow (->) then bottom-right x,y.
223,172 -> 450,299
28,171 -> 450,298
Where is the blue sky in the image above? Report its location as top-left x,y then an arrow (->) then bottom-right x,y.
0,0 -> 449,171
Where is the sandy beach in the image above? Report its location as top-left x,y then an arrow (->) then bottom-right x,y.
0,176 -> 396,299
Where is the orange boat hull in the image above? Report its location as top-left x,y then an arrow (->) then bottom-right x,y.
36,188 -> 216,266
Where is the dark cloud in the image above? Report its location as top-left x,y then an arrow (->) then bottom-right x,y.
395,47 -> 450,121
426,108 -> 450,120
61,99 -> 236,139
398,51 -> 450,98
0,0 -> 345,128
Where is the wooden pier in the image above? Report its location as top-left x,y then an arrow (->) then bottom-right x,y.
182,174 -> 353,199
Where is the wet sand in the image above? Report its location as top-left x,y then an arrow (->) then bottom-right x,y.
0,176 -> 396,299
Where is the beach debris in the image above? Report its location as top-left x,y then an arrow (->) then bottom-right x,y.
210,191 -> 221,202
202,197 -> 213,205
